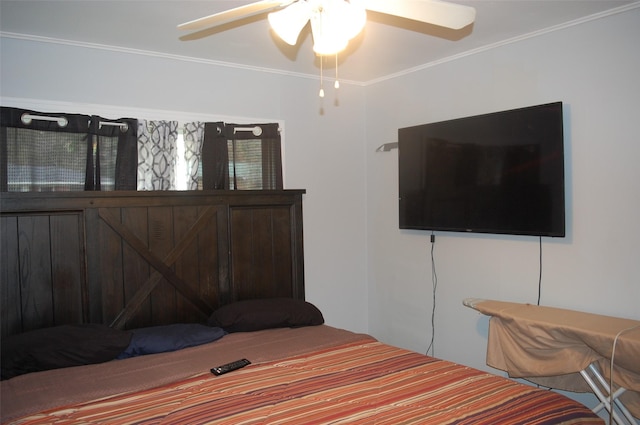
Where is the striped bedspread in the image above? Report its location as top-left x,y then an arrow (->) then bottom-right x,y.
11,340 -> 602,424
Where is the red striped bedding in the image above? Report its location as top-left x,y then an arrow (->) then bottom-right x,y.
9,339 -> 603,424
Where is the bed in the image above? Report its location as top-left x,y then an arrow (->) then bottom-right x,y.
2,321 -> 605,424
1,191 -> 604,424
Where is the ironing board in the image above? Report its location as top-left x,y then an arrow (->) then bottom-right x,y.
464,298 -> 640,425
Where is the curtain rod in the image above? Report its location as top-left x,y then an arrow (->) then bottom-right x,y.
98,121 -> 129,131
234,126 -> 263,136
233,125 -> 283,136
20,113 -> 129,132
21,113 -> 68,128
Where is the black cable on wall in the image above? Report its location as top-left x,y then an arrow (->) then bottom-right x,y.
427,232 -> 438,356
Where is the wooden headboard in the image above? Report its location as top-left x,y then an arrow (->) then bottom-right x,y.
0,190 -> 305,337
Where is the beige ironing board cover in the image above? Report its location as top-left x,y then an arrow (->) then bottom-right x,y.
467,299 -> 640,418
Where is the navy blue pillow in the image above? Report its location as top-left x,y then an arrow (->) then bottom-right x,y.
117,324 -> 226,359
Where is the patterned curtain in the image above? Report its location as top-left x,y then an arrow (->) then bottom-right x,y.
137,120 -> 178,190
182,122 -> 204,190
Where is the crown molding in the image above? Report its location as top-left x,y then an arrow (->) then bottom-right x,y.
0,31 -> 364,87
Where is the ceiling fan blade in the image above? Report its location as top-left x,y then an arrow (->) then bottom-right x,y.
178,0 -> 291,31
363,0 -> 475,30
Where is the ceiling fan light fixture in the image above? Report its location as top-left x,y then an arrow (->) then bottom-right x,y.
310,0 -> 364,56
268,1 -> 312,45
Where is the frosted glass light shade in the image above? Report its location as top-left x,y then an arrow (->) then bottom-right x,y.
311,23 -> 348,55
268,1 -> 311,45
310,0 -> 366,55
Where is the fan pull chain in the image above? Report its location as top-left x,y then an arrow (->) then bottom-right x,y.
335,54 -> 340,89
319,55 -> 325,98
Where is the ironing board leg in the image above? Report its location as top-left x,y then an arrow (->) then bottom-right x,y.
579,363 -> 638,425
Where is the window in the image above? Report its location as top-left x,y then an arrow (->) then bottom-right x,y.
202,123 -> 282,191
228,139 -> 267,190
4,126 -> 88,191
1,108 -> 137,192
1,108 -> 282,192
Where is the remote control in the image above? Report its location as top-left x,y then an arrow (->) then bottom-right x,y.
210,358 -> 251,376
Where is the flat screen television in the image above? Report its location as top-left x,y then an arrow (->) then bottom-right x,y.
398,102 -> 565,237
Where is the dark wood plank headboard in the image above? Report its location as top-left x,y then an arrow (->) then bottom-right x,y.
0,190 -> 305,337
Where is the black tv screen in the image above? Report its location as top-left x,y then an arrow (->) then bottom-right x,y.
398,102 -> 565,237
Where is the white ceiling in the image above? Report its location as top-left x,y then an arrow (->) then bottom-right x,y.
1,0 -> 638,84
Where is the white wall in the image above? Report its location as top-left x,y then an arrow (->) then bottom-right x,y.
365,6 -> 640,410
0,36 -> 370,334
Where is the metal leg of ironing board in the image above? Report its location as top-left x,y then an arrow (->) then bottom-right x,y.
580,368 -> 626,425
587,364 -> 638,425
580,363 -> 638,425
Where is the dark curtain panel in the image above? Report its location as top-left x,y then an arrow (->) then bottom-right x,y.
0,122 -> 5,191
0,107 -> 137,192
258,124 -> 283,190
89,116 -> 138,190
202,122 -> 283,190
1,107 -> 91,192
201,122 -> 282,190
201,122 -> 228,190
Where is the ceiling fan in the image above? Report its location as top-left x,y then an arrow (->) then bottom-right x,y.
178,0 -> 476,55
178,0 -> 475,97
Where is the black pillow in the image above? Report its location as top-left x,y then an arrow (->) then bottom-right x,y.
1,324 -> 132,380
117,323 -> 226,359
208,298 -> 324,333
